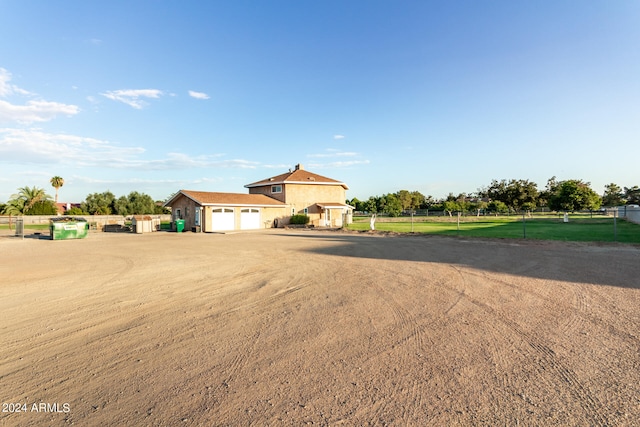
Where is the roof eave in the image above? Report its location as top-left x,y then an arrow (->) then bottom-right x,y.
200,202 -> 287,208
163,190 -> 200,207
245,181 -> 349,190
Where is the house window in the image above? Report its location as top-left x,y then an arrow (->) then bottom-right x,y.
303,207 -> 308,214
292,208 -> 295,215
175,209 -> 181,220
271,185 -> 282,194
195,208 -> 200,226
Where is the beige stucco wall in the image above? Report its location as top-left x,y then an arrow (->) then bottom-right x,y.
202,205 -> 288,231
259,207 -> 289,228
170,181 -> 349,231
249,185 -> 286,203
167,193 -> 289,232
249,183 -> 347,227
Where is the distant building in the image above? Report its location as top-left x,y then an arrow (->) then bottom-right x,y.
55,202 -> 82,215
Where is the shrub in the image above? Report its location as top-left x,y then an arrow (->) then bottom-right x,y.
26,201 -> 58,215
290,214 -> 310,225
65,207 -> 87,215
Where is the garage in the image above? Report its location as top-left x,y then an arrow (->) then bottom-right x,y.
211,207 -> 235,231
240,208 -> 261,230
163,191 -> 286,232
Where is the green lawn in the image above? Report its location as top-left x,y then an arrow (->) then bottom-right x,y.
0,224 -> 50,231
347,217 -> 640,244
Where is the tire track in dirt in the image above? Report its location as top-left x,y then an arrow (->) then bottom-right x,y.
1,254 -> 137,369
450,266 -> 593,343
446,265 -> 611,426
362,269 -> 442,424
220,282 -> 310,316
340,259 -> 491,424
457,267 -> 639,345
192,264 -> 313,421
560,283 -> 590,337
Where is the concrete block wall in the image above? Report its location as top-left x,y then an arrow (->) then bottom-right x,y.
624,207 -> 640,224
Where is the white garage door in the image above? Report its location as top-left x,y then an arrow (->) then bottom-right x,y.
240,208 -> 261,230
212,208 -> 235,231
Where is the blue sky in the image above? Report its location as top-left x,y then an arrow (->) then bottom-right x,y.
1,1 -> 639,203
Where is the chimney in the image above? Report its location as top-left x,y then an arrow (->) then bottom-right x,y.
294,163 -> 304,171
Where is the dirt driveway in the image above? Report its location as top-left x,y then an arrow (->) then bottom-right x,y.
1,230 -> 639,426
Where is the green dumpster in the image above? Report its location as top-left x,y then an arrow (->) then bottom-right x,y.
50,218 -> 88,240
175,219 -> 185,233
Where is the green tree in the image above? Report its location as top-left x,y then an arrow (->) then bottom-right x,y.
442,200 -> 460,217
50,176 -> 64,203
27,201 -> 58,215
2,200 -> 22,216
116,191 -> 156,215
506,179 -> 538,212
469,199 -> 488,216
153,202 -> 170,215
347,197 -> 366,212
601,183 -> 625,206
114,195 -> 129,216
487,200 -> 508,215
547,179 -> 601,212
381,193 -> 402,217
442,193 -> 464,216
6,186 -> 53,215
409,191 -> 426,211
482,179 -> 539,213
624,186 -> 640,205
364,196 -> 381,214
82,191 -> 116,215
420,194 -> 436,209
396,190 -> 413,212
65,207 -> 87,215
394,190 -> 426,213
456,193 -> 471,214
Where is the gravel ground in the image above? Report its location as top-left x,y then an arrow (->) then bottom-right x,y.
1,229 -> 639,426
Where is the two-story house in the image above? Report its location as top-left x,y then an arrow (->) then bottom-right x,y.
164,164 -> 353,232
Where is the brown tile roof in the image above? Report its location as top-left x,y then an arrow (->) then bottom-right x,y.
170,190 -> 286,207
245,168 -> 348,190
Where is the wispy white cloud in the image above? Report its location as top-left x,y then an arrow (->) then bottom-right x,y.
108,154 -> 259,171
333,134 -> 345,140
0,128 -> 144,165
0,128 -> 262,171
306,148 -> 369,168
0,68 -> 35,98
0,100 -> 79,123
0,68 -> 17,97
307,160 -> 370,168
188,90 -> 210,100
261,163 -> 292,169
135,155 -> 258,171
0,68 -> 77,123
307,149 -> 358,158
72,175 -> 183,185
101,89 -> 163,109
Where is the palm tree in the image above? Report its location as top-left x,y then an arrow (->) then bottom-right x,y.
8,186 -> 52,214
1,200 -> 23,216
50,176 -> 64,203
